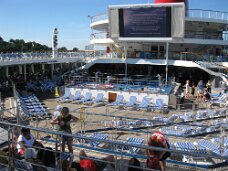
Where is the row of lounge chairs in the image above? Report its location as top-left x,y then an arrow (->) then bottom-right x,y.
16,93 -> 49,119
210,93 -> 228,107
41,132 -> 228,159
42,133 -> 144,154
57,90 -> 168,111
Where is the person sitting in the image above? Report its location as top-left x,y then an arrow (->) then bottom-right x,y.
203,89 -> 211,102
42,147 -> 56,169
146,131 -> 171,171
78,150 -> 114,171
17,128 -> 35,155
128,157 -> 142,171
62,159 -> 77,171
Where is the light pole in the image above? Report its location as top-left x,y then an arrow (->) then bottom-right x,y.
52,28 -> 58,58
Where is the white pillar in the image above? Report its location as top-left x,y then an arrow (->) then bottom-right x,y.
165,42 -> 169,85
124,43 -> 128,84
24,64 -> 27,81
19,65 -> 23,74
42,64 -> 45,73
31,64 -> 35,73
5,67 -> 9,78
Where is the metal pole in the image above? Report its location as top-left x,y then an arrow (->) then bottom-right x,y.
124,43 -> 128,84
23,64 -> 27,82
165,42 -> 169,85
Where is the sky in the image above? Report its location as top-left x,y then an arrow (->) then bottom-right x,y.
0,0 -> 228,50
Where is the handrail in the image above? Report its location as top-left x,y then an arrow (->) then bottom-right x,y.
187,9 -> 228,20
89,9 -> 228,25
0,121 -> 227,160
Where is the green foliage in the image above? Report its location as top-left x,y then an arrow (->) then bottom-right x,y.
0,37 -> 52,53
72,47 -> 78,52
58,47 -> 67,52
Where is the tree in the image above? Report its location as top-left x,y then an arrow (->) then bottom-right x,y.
72,47 -> 78,52
58,47 -> 67,52
0,36 -> 3,42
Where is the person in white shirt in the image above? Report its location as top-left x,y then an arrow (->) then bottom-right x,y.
185,80 -> 190,98
17,128 -> 35,155
53,105 -> 63,119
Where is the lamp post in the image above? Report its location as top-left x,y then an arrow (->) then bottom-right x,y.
52,28 -> 58,58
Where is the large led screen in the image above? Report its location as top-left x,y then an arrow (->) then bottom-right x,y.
119,7 -> 171,38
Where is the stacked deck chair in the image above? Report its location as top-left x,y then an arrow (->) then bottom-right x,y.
151,98 -> 168,112
119,137 -> 144,154
64,91 -> 81,103
57,89 -> 71,101
137,96 -> 151,111
174,142 -> 207,163
89,133 -> 109,147
92,93 -> 104,104
196,139 -> 228,157
107,95 -> 124,107
77,92 -> 93,104
17,93 -> 49,119
124,96 -> 137,109
210,94 -> 227,107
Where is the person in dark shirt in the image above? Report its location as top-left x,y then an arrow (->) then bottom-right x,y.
51,107 -> 79,153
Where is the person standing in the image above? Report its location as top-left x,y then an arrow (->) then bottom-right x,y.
206,80 -> 212,93
191,83 -> 196,97
185,80 -> 190,98
197,80 -> 204,100
51,107 -> 79,153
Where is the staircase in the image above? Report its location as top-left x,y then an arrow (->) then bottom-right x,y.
194,61 -> 228,85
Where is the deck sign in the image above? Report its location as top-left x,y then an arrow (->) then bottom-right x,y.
119,7 -> 171,37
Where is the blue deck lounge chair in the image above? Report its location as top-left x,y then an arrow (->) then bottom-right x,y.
126,137 -> 144,153
90,134 -> 109,147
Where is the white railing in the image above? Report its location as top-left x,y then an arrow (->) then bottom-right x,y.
90,32 -> 107,40
90,13 -> 108,23
90,9 -> 228,25
187,9 -> 228,20
1,51 -> 228,63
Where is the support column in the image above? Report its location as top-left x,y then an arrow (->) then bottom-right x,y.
5,67 -> 9,78
23,64 -> 27,81
42,64 -> 45,73
165,42 -> 169,85
19,65 -> 23,75
124,43 -> 128,84
51,64 -> 54,80
31,64 -> 35,73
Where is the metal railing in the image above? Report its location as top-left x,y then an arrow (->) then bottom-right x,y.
187,9 -> 228,21
0,51 -> 228,63
0,112 -> 227,170
89,9 -> 228,25
90,13 -> 108,23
